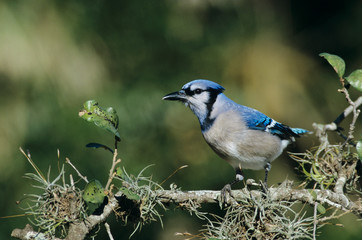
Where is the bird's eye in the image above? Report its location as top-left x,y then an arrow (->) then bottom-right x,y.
194,89 -> 202,94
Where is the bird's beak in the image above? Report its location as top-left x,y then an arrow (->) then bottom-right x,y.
162,90 -> 186,101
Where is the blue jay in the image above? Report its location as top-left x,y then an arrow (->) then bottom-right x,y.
163,79 -> 308,192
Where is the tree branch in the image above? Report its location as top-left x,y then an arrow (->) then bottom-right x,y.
155,185 -> 361,215
11,224 -> 62,240
11,180 -> 361,240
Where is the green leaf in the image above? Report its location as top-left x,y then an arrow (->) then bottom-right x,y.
317,203 -> 326,214
79,100 -> 120,138
119,187 -> 141,201
86,142 -> 114,153
116,167 -> 126,179
346,69 -> 362,92
86,202 -> 100,215
319,53 -> 345,78
115,167 -> 132,183
357,139 -> 362,162
83,179 -> 106,204
301,163 -> 311,178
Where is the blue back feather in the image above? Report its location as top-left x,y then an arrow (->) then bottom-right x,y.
240,105 -> 308,140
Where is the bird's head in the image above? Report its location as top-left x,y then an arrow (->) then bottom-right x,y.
162,79 -> 225,122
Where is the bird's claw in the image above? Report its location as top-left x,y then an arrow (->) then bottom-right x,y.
261,180 -> 268,194
220,184 -> 233,204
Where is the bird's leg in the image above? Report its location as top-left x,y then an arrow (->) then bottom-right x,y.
262,162 -> 271,192
221,167 -> 244,203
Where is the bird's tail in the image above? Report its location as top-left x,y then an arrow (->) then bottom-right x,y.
291,128 -> 309,136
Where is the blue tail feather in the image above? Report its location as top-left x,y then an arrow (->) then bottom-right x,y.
291,128 -> 309,135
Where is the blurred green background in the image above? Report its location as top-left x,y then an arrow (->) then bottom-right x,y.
0,0 -> 361,239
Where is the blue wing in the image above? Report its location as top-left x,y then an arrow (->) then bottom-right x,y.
239,106 -> 308,140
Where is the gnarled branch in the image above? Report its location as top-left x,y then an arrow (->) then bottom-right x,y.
11,179 -> 361,240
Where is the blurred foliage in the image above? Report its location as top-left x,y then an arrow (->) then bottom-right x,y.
0,0 -> 361,239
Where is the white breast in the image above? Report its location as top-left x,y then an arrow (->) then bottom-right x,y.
202,110 -> 288,170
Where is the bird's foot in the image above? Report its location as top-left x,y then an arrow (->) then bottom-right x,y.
261,180 -> 268,194
220,184 -> 233,204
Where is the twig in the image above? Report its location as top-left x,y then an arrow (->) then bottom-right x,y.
316,208 -> 351,224
313,202 -> 318,240
114,136 -> 120,150
105,149 -> 121,192
19,148 -> 46,182
333,96 -> 362,126
104,222 -> 114,240
159,165 -> 188,187
69,174 -> 75,190
65,157 -> 89,184
315,96 -> 361,143
337,82 -> 361,144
